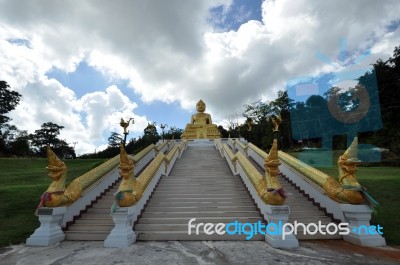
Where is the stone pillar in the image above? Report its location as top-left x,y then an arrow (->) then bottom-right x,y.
26,207 -> 66,246
104,206 -> 137,248
263,205 -> 299,248
341,204 -> 386,247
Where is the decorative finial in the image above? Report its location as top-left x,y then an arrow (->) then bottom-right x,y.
271,114 -> 282,132
268,139 -> 279,161
119,144 -> 134,180
343,137 -> 361,163
265,139 -> 281,169
47,145 -> 66,169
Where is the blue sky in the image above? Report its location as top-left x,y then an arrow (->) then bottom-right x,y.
1,0 -> 400,154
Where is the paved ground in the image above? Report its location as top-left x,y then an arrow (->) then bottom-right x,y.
1,240 -> 400,265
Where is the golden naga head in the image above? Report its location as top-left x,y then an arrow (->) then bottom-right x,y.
196,99 -> 206,113
342,137 -> 361,163
339,137 -> 361,175
271,114 -> 282,132
265,139 -> 281,175
119,144 -> 134,180
46,146 -> 66,181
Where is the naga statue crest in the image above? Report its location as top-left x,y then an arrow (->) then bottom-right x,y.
262,139 -> 286,205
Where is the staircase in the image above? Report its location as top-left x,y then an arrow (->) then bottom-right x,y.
64,180 -> 120,240
135,144 -> 264,240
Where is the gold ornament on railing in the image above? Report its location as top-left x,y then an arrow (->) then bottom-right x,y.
263,139 -> 286,205
113,144 -> 142,209
36,146 -> 121,213
323,137 -> 365,204
271,114 -> 282,132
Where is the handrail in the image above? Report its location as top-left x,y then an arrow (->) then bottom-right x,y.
222,143 -> 236,163
81,144 -> 155,197
114,140 -> 187,209
130,144 -> 155,163
235,151 -> 265,191
278,151 -> 328,188
236,140 -> 247,151
136,152 -> 165,193
248,142 -> 268,160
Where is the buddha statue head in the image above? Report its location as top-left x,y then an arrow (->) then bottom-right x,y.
196,99 -> 206,113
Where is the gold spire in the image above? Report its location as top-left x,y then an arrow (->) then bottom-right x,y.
119,144 -> 134,180
265,139 -> 281,168
343,137 -> 361,163
46,145 -> 66,170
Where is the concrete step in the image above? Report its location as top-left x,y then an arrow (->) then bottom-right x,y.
67,224 -> 114,232
146,201 -> 256,207
141,211 -> 261,218
153,190 -> 249,195
149,197 -> 254,203
87,208 -> 114,214
143,206 -> 257,212
150,193 -> 251,199
136,231 -> 264,241
74,218 -> 114,225
288,216 -> 334,223
156,183 -> 245,188
73,213 -> 111,218
137,217 -> 263,224
65,231 -> 109,241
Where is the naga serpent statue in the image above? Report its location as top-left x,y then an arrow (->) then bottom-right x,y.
260,139 -> 286,205
113,144 -> 143,207
37,146 -> 82,210
279,137 -> 375,205
323,137 -> 365,204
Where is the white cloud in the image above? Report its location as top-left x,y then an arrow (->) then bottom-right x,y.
0,0 -> 399,154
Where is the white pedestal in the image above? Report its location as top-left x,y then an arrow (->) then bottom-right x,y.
341,204 -> 386,247
263,205 -> 299,248
104,206 -> 137,248
26,207 -> 66,246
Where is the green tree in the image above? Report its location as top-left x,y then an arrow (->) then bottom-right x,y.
29,122 -> 72,157
357,46 -> 400,154
108,132 -> 123,147
0,81 -> 22,128
0,81 -> 22,155
0,125 -> 31,156
242,90 -> 293,149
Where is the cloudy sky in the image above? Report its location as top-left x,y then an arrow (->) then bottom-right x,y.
1,0 -> 399,155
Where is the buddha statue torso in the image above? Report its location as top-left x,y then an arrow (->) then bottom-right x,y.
191,112 -> 212,126
181,99 -> 221,139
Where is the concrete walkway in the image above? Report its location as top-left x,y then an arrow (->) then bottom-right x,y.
1,240 -> 399,265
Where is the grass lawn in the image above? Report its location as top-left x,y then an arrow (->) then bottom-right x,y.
0,158 -> 105,247
288,150 -> 400,246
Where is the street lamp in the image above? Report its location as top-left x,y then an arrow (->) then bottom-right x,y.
120,118 -> 134,146
160,123 -> 168,142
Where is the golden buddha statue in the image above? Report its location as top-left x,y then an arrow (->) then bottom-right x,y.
181,99 -> 221,139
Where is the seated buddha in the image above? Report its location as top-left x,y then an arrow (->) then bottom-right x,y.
181,100 -> 221,139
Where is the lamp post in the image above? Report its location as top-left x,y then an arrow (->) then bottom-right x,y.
170,127 -> 175,140
120,118 -> 134,147
160,123 -> 168,142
